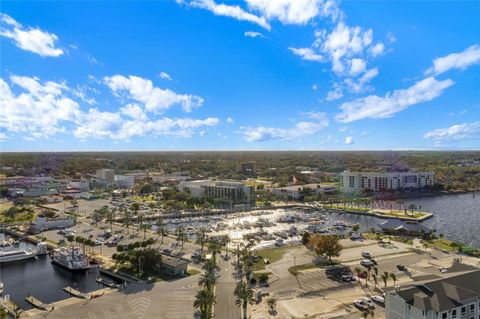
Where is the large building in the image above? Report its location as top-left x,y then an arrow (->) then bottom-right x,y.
340,170 -> 434,193
96,169 -> 115,182
270,183 -> 337,200
177,180 -> 253,204
386,268 -> 480,319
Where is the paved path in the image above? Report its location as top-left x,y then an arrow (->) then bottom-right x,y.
29,275 -> 199,319
215,256 -> 242,319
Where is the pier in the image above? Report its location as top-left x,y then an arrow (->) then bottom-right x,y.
95,278 -> 122,289
25,295 -> 54,312
62,287 -> 91,300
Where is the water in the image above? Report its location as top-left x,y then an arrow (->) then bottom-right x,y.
331,192 -> 480,248
0,242 -> 119,310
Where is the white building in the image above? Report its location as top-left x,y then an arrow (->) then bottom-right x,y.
386,268 -> 480,319
270,183 -> 337,200
28,215 -> 76,234
340,170 -> 434,193
96,169 -> 115,182
177,180 -> 253,204
114,175 -> 135,188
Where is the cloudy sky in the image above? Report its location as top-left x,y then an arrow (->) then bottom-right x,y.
0,1 -> 479,151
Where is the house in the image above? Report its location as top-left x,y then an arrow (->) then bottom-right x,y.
386,268 -> 480,319
160,255 -> 188,276
379,219 -> 430,237
28,215 -> 76,234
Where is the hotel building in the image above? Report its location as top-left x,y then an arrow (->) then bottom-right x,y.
340,170 -> 434,193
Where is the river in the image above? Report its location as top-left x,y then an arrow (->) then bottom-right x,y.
0,242 -> 119,310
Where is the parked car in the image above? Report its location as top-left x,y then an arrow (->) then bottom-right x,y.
361,251 -> 372,258
397,265 -> 407,271
360,297 -> 374,308
357,272 -> 367,279
162,248 -> 172,254
361,259 -> 374,267
353,300 -> 369,310
371,295 -> 385,304
341,274 -> 356,282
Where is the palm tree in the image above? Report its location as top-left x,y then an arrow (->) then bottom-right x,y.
381,272 -> 389,287
372,274 -> 377,288
193,289 -> 216,319
198,271 -> 217,291
390,272 -> 397,286
234,280 -> 255,319
176,226 -> 187,252
155,218 -> 166,245
291,269 -> 302,288
196,228 -> 207,252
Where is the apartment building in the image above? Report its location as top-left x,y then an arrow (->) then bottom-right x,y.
177,180 -> 254,204
340,170 -> 434,193
386,269 -> 480,319
96,169 -> 115,182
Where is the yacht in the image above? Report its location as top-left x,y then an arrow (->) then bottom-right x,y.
51,247 -> 93,272
0,247 -> 37,263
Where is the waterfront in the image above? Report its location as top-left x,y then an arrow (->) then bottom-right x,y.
0,243 -> 119,310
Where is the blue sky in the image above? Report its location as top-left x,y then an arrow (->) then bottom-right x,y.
0,0 -> 479,151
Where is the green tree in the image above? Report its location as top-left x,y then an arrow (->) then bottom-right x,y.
312,234 -> 343,263
194,289 -> 216,319
234,280 -> 255,319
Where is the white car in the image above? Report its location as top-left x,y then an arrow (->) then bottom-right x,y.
360,259 -> 374,267
361,251 -> 371,258
360,297 -> 374,308
371,295 -> 385,304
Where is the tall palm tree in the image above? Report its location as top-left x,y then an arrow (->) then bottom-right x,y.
234,280 -> 255,319
381,272 -> 389,287
193,289 -> 215,319
198,271 -> 217,291
155,218 -> 166,245
176,226 -> 187,252
390,272 -> 397,286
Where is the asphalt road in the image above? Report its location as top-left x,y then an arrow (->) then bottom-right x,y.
215,256 -> 242,319
29,274 -> 199,319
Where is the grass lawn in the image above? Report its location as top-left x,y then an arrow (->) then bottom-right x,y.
372,209 -> 430,219
322,205 -> 369,212
252,246 -> 292,271
425,239 -> 455,251
0,201 -> 13,212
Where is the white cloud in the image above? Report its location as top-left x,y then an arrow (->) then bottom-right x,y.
0,76 -> 80,139
312,84 -> 318,91
244,31 -> 264,38
0,74 -> 219,141
349,58 -> 366,76
344,136 -> 353,144
186,0 -> 271,30
243,112 -> 328,141
226,117 -> 234,123
386,32 -> 396,43
289,47 -> 323,62
368,43 -> 384,57
344,67 -> 379,92
338,126 -> 347,132
104,75 -> 204,113
426,44 -> 480,76
314,22 -> 378,74
245,0 -> 342,25
0,132 -> 9,141
424,122 -> 480,141
159,72 -> 172,81
0,13 -> 63,57
120,104 -> 148,121
336,77 -> 454,123
326,86 -> 343,101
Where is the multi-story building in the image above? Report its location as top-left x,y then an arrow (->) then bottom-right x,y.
270,183 -> 337,200
96,169 -> 115,182
386,268 -> 480,319
340,170 -> 434,193
114,174 -> 135,188
177,180 -> 253,204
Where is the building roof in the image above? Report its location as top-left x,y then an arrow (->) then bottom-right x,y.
379,219 -> 429,233
393,269 -> 480,312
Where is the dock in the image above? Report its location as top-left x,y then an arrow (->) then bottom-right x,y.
25,296 -> 54,312
96,278 -> 122,289
63,286 -> 91,300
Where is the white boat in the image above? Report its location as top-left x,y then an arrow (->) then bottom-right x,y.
0,248 -> 37,263
51,247 -> 93,272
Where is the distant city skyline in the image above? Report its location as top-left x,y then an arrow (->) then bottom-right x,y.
0,1 -> 479,151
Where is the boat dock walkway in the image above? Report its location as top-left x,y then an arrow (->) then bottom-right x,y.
99,267 -> 137,283
95,278 -> 122,289
25,295 -> 54,312
63,286 -> 91,300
